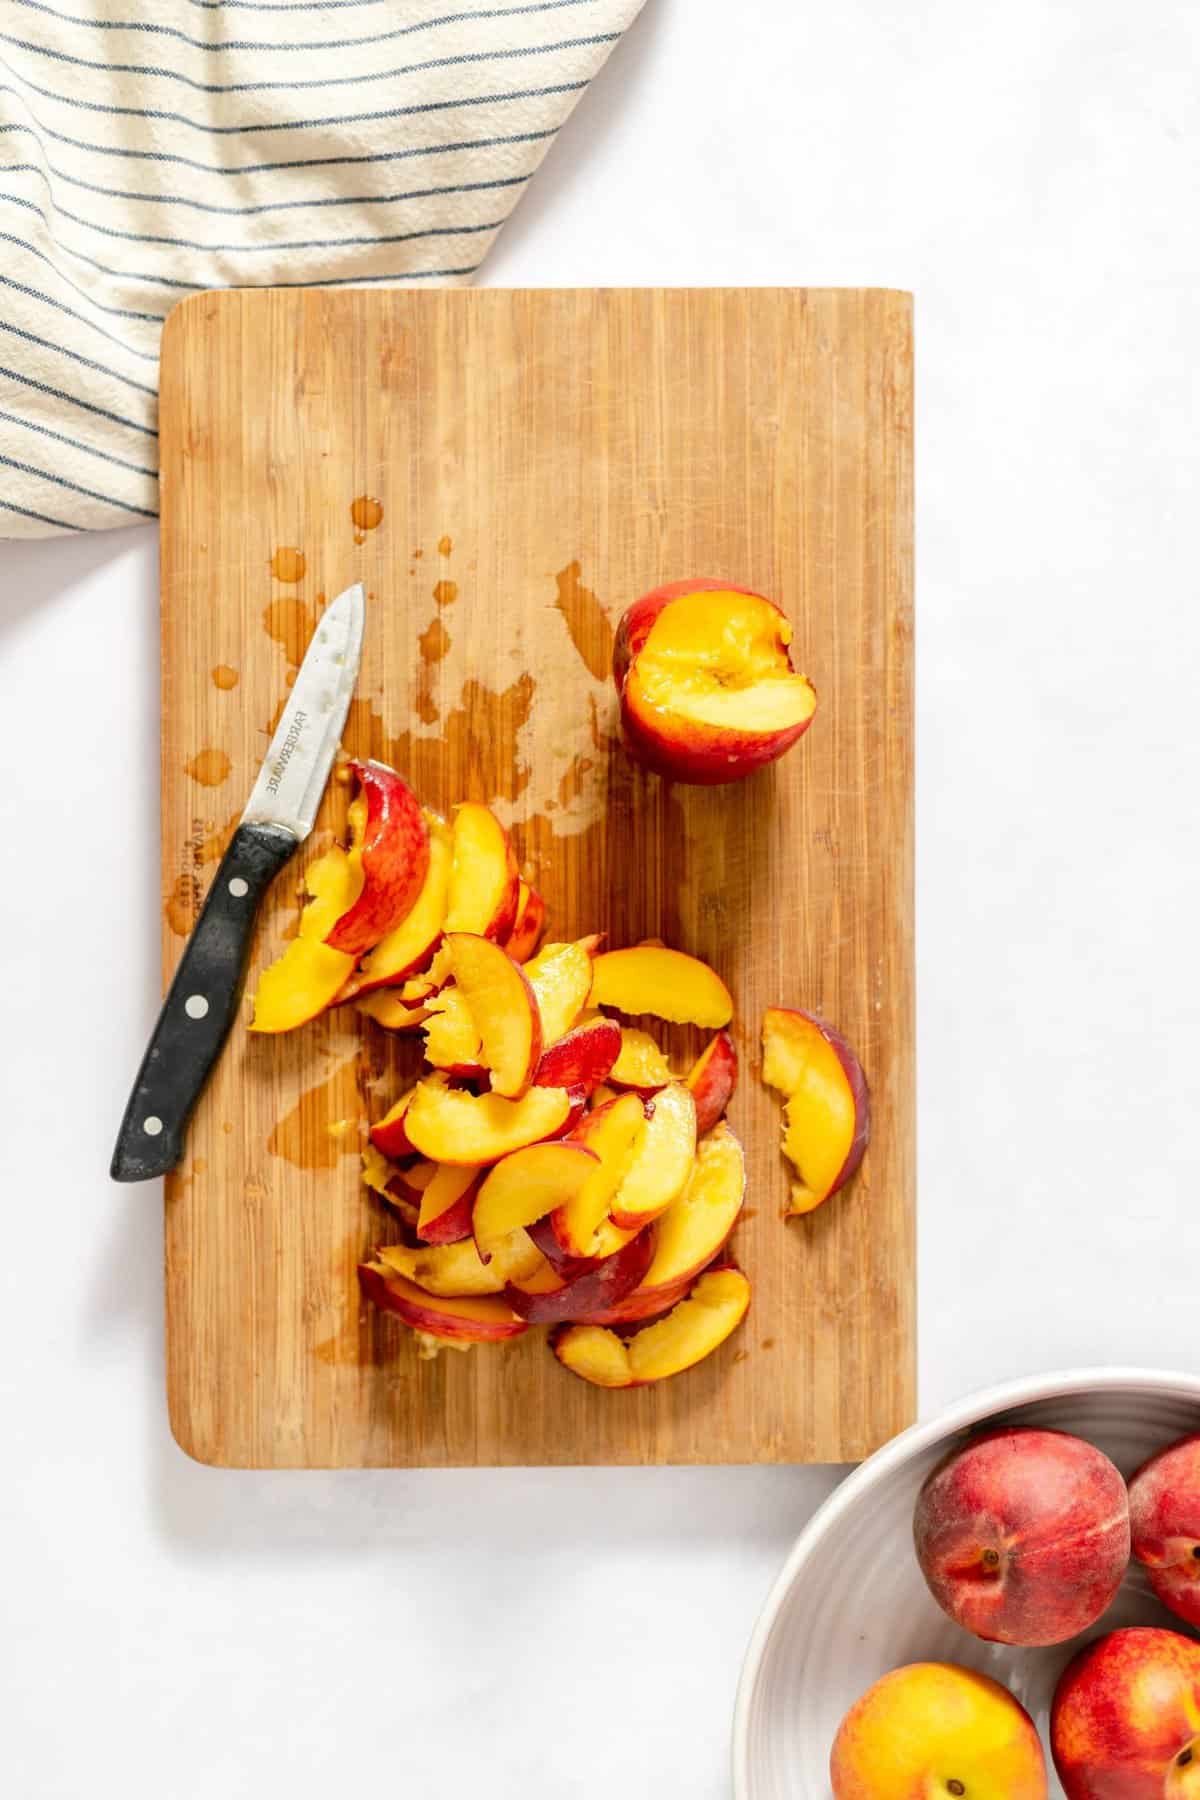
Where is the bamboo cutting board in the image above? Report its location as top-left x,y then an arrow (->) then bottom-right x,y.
158,288 -> 913,1468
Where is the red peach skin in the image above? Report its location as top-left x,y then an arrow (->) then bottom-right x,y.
685,1029 -> 738,1135
1128,1434 -> 1200,1628
504,1228 -> 655,1324
326,760 -> 430,956
1051,1627 -> 1200,1799
913,1426 -> 1130,1647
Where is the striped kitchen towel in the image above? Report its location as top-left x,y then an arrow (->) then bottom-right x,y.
0,0 -> 647,539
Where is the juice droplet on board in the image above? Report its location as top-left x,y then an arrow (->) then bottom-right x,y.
350,495 -> 384,532
432,579 -> 458,609
270,546 -> 306,583
262,596 -> 316,665
437,534 -> 452,557
211,664 -> 239,690
185,748 -> 232,787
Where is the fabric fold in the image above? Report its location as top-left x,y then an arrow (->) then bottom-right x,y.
0,0 -> 646,538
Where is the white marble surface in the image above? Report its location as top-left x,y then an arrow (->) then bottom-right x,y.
3,2 -> 1199,1794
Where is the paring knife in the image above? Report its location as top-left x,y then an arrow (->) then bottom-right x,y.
111,581 -> 366,1182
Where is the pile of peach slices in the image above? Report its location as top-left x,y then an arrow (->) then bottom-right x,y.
249,758 -> 869,1386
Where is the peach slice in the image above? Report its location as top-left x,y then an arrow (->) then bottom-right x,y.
403,1074 -> 580,1166
375,1232 -> 544,1297
360,1143 -> 423,1231
589,945 -> 732,1029
443,802 -> 520,942
416,1161 -> 483,1245
358,1262 -> 527,1343
609,1081 -> 697,1230
525,936 -> 604,1045
356,989 -> 431,1032
325,760 -> 430,956
421,984 -> 485,1078
248,844 -> 357,1032
344,810 -> 451,996
528,1211 -> 641,1272
503,882 -> 546,964
472,1140 -> 600,1261
613,581 -> 817,785
638,1120 -> 745,1295
549,1091 -> 648,1259
533,1015 -> 621,1093
685,1028 -> 738,1135
505,1226 -> 655,1323
369,1086 -> 418,1159
762,1006 -> 870,1214
570,1274 -> 691,1328
552,1266 -> 750,1387
445,933 -> 542,1099
608,1027 -> 672,1095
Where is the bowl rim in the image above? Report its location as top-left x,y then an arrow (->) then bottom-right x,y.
732,1364 -> 1200,1797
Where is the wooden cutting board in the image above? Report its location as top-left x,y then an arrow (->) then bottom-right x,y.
158,287 -> 913,1468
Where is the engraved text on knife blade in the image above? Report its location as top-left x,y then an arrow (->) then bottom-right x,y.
266,708 -> 309,795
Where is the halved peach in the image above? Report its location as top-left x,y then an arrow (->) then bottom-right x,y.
614,582 -> 817,785
344,810 -> 451,996
533,1015 -> 621,1093
552,1267 -> 750,1386
357,990 -> 431,1032
471,1140 -> 600,1261
505,1226 -> 654,1323
325,760 -> 430,956
248,844 -> 357,1032
525,936 -> 604,1046
762,1006 -> 870,1214
608,1027 -> 672,1096
421,984 -> 485,1078
443,803 -> 520,941
416,1161 -> 483,1245
403,1074 -> 580,1166
639,1121 -> 745,1294
375,1232 -> 544,1297
685,1028 -> 738,1135
609,1081 -> 697,1230
549,1091 -> 648,1259
358,1262 -> 527,1343
502,882 -> 546,964
445,933 -> 542,1099
369,1086 -> 418,1159
589,945 -> 732,1029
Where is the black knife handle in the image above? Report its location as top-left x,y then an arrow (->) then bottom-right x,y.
111,822 -> 298,1182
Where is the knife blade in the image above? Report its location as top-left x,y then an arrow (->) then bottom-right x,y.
111,581 -> 366,1182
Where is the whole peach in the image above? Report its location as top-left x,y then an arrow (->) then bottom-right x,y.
831,1661 -> 1046,1800
1129,1434 -> 1200,1628
1052,1626 -> 1200,1798
913,1426 -> 1130,1645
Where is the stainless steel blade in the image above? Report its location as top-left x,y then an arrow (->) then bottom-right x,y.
241,581 -> 365,841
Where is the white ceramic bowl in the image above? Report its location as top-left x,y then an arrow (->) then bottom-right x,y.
734,1368 -> 1200,1798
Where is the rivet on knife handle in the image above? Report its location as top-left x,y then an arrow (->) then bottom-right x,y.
110,823 -> 296,1181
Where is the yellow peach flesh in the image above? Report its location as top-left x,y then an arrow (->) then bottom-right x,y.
631,591 -> 815,732
762,1010 -> 855,1209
